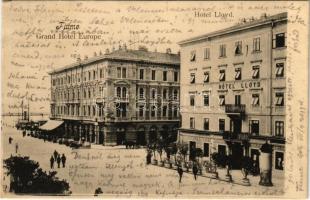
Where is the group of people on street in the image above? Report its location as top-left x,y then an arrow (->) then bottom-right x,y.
50,150 -> 66,169
177,161 -> 199,183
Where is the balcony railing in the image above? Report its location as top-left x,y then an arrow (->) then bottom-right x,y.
225,104 -> 246,114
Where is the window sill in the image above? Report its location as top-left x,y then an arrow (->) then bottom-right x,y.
218,56 -> 227,59
273,46 -> 287,50
252,50 -> 262,54
234,53 -> 243,56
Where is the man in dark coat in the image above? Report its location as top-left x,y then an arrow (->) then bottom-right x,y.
61,154 -> 66,168
56,155 -> 61,168
50,156 -> 54,169
192,162 -> 199,180
177,165 -> 183,183
53,150 -> 58,160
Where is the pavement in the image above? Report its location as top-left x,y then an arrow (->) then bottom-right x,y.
1,125 -> 285,197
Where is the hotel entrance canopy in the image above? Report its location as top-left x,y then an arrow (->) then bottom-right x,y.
39,120 -> 63,131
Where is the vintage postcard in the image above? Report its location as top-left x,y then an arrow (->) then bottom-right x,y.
1,1 -> 308,198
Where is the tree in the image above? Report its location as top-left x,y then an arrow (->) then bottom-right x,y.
177,143 -> 188,163
168,143 -> 178,165
4,156 -> 70,194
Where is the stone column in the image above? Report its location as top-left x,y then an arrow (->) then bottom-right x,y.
94,123 -> 99,144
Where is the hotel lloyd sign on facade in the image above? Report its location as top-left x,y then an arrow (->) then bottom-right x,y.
218,80 -> 261,90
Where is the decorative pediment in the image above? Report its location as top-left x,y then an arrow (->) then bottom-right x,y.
114,80 -> 130,85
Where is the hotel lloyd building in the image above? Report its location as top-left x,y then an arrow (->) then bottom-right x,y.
178,12 -> 286,173
48,46 -> 180,146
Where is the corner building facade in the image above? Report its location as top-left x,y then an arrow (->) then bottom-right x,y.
178,13 -> 286,175
49,48 -> 180,146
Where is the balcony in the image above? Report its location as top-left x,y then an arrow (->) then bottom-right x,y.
96,98 -> 104,104
225,104 -> 245,114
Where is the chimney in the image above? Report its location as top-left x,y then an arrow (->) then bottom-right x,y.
105,48 -> 109,54
84,55 -> 88,60
166,48 -> 172,54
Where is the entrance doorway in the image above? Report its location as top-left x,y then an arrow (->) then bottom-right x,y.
98,130 -> 104,144
189,141 -> 196,161
116,128 -> 126,145
230,118 -> 241,134
231,142 -> 243,169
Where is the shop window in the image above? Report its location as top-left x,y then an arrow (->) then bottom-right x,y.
275,152 -> 284,170
203,143 -> 209,157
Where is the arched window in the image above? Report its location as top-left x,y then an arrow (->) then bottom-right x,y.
122,87 -> 127,98
116,87 -> 121,98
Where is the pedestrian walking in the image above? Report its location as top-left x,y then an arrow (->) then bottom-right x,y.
15,143 -> 18,154
56,155 -> 61,168
61,154 -> 66,168
50,156 -> 54,169
146,151 -> 152,165
177,165 -> 183,183
53,150 -> 58,160
192,162 -> 199,180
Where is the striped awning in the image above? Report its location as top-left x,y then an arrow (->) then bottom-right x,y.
39,120 -> 63,131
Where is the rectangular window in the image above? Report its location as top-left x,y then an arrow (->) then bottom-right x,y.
250,120 -> 259,135
190,73 -> 195,84
235,41 -> 242,55
219,44 -> 226,57
252,94 -> 260,106
204,71 -> 209,83
117,67 -> 122,78
219,70 -> 225,81
275,121 -> 284,137
204,48 -> 210,59
162,106 -> 167,117
219,119 -> 225,133
190,95 -> 195,106
190,50 -> 196,62
275,92 -> 284,106
151,106 -> 156,117
139,69 -> 144,80
204,118 -> 209,130
235,95 -> 241,105
174,71 -> 178,82
203,143 -> 209,157
122,68 -> 127,78
219,95 -> 225,106
275,152 -> 284,170
139,88 -> 144,99
163,71 -> 167,81
100,69 -> 103,78
253,37 -> 261,51
273,33 -> 286,48
252,66 -> 260,79
151,70 -> 156,80
203,95 -> 209,106
276,63 -> 284,77
93,70 -> 96,80
139,106 -> 144,117
88,71 -> 91,80
235,68 -> 241,80
190,117 -> 195,129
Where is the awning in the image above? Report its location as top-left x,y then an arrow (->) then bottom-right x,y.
39,120 -> 63,131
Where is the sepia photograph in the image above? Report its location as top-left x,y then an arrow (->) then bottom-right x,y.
1,1 -> 308,198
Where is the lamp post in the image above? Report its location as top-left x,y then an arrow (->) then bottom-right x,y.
259,141 -> 273,186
